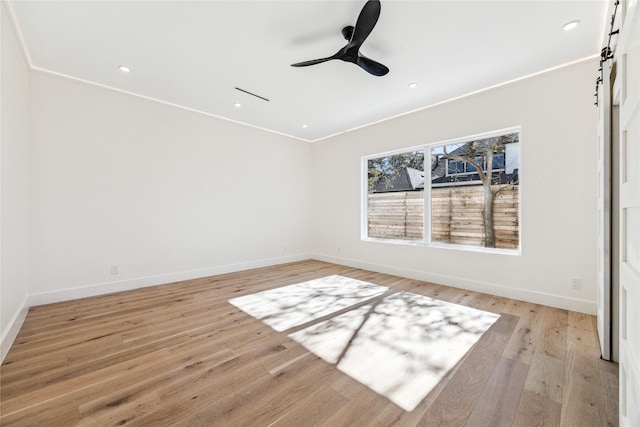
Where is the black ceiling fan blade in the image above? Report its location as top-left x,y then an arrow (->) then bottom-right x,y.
357,55 -> 389,76
349,0 -> 381,47
290,0 -> 388,77
291,56 -> 335,67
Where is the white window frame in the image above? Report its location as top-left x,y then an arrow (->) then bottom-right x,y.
362,126 -> 521,255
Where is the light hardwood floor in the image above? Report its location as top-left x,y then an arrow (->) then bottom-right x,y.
0,260 -> 618,426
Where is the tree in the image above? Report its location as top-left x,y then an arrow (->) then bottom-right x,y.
368,150 -> 424,192
438,133 -> 517,248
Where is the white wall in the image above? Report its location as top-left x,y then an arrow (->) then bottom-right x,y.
1,2 -> 30,358
311,59 -> 599,314
28,71 -> 312,303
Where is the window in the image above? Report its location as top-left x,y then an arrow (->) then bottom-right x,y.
367,149 -> 425,240
492,153 -> 506,170
447,159 -> 464,175
364,128 -> 520,252
446,154 -> 505,176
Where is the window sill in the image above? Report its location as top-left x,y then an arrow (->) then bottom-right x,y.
362,237 -> 521,256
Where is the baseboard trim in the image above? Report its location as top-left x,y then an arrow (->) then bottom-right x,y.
27,253 -> 312,308
1,295 -> 29,363
311,253 -> 597,314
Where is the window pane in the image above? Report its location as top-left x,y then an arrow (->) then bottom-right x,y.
431,132 -> 519,249
367,150 -> 425,240
464,163 -> 473,173
448,160 -> 463,174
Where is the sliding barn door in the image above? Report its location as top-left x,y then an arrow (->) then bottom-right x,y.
597,59 -> 612,361
617,1 -> 640,425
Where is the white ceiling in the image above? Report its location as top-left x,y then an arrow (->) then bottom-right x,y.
8,0 -> 607,142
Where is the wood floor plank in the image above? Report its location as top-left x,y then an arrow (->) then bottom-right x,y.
418,331 -> 509,426
523,352 -> 564,404
0,401 -> 80,426
178,353 -> 331,426
467,293 -> 509,314
1,348 -> 172,418
75,347 -> 238,423
512,390 -> 562,427
466,357 -> 529,427
488,313 -> 520,337
1,333 -> 191,400
269,384 -> 348,426
502,302 -> 545,365
328,369 -> 367,400
560,325 -> 608,426
0,260 -> 616,427
2,300 -> 253,397
599,359 -> 620,427
567,311 -> 596,331
319,386 -> 391,427
78,390 -> 162,427
535,306 -> 568,361
126,344 -> 292,425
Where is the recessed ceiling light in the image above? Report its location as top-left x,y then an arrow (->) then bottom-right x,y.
562,20 -> 580,31
302,124 -> 308,129
408,82 -> 418,88
118,65 -> 131,73
234,103 -> 242,108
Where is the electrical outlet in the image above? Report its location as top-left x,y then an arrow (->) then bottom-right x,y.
571,278 -> 582,290
110,265 -> 119,275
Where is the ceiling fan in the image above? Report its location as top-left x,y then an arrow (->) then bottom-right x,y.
291,0 -> 389,77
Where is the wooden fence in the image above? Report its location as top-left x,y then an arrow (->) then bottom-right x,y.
367,185 -> 519,249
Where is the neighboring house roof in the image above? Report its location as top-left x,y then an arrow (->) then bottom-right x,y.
406,167 -> 425,189
372,164 -> 518,193
373,167 -> 425,193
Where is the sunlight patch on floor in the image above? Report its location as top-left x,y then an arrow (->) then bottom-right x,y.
228,275 -> 388,332
289,291 -> 499,411
229,276 -> 499,411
